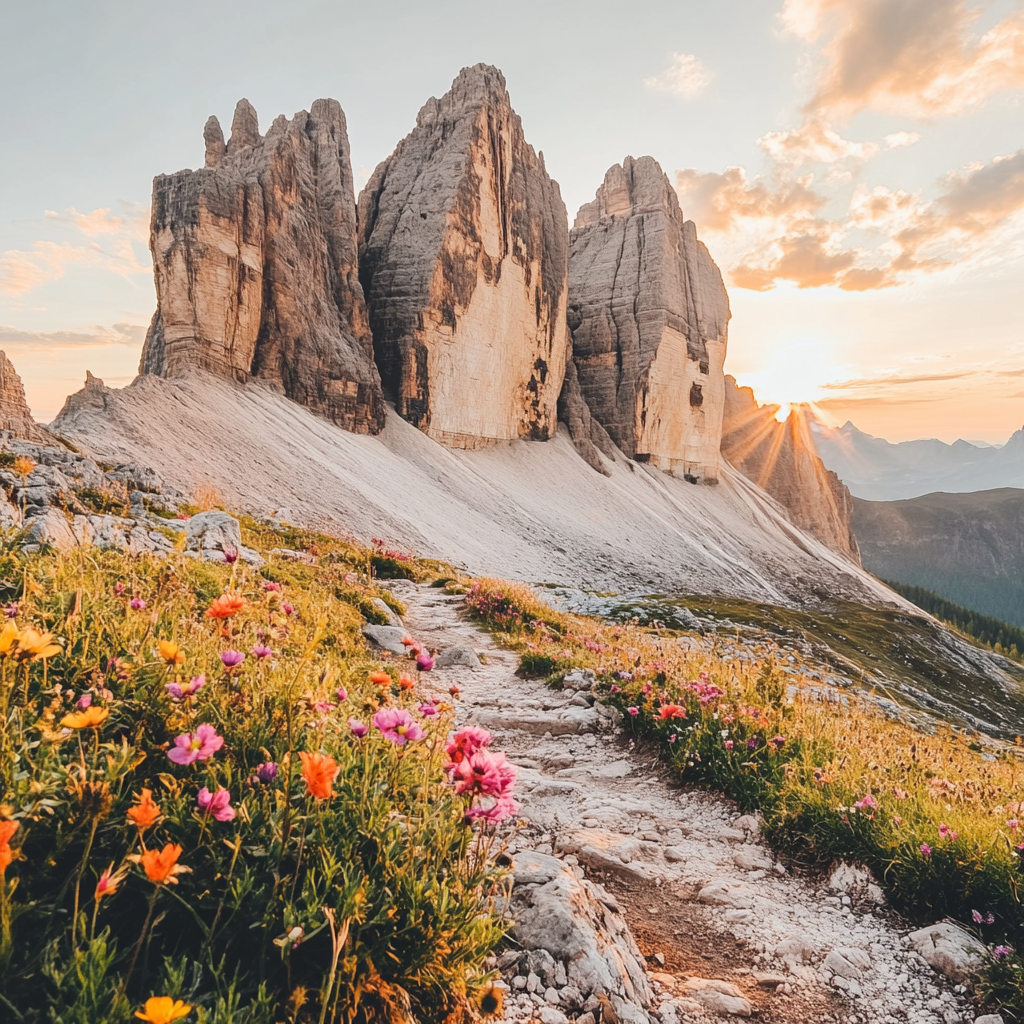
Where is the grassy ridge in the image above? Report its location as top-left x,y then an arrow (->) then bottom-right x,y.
462,577 -> 1024,1017
0,522 -> 507,1024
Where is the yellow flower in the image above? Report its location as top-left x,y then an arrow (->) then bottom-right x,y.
60,706 -> 109,730
12,455 -> 35,478
14,627 -> 62,662
157,640 -> 185,666
135,996 -> 192,1023
0,621 -> 17,657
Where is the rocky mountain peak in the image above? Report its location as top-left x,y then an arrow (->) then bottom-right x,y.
227,98 -> 260,154
0,351 -> 51,444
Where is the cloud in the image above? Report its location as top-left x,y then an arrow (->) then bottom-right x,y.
0,203 -> 150,296
821,370 -> 975,391
780,0 -> 1024,118
757,120 -> 878,167
0,323 -> 147,349
884,131 -> 922,149
644,53 -> 712,99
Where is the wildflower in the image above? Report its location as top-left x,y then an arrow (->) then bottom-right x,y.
1008,818 -> 1019,831
127,789 -> 162,831
416,652 -> 435,672
166,675 -> 205,700
993,945 -> 1014,960
167,723 -> 224,765
398,673 -> 416,691
854,794 -> 879,811
60,706 -> 109,730
95,861 -> 128,901
893,787 -> 908,800
196,786 -> 235,822
987,912 -> 995,924
13,455 -> 35,478
0,820 -> 19,876
453,748 -> 518,798
299,751 -> 340,799
746,737 -> 758,749
609,684 -> 621,693
137,843 -> 189,885
449,684 -> 461,696
769,735 -> 786,750
130,598 -> 147,611
220,650 -> 245,669
465,796 -> 519,825
348,718 -> 369,738
281,602 -> 294,615
973,910 -> 984,924
657,704 -> 687,720
251,644 -> 273,659
402,636 -> 416,647
724,740 -> 734,750
419,703 -> 438,716
311,700 -> 333,716
617,672 -> 633,681
369,671 -> 391,687
642,682 -> 652,695
3,602 -> 18,617
76,692 -> 93,709
445,727 -> 492,765
255,761 -> 278,784
335,687 -> 348,701
373,708 -> 425,745
222,547 -> 239,564
893,816 -> 903,826
273,925 -> 304,950
920,843 -> 932,859
939,822 -> 959,842
669,734 -> 677,743
207,592 -> 246,619
15,627 -> 62,662
263,581 -> 282,592
627,706 -> 639,716
135,996 -> 192,1023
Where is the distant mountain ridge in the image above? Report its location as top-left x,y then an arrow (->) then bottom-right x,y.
812,419 -> 1024,501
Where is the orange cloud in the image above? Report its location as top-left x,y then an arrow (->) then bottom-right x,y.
757,120 -> 878,168
644,53 -> 712,99
781,0 -> 1024,118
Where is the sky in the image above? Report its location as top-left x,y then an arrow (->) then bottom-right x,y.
1,0 -> 1023,442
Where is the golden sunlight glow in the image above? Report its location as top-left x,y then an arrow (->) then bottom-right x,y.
733,339 -> 840,422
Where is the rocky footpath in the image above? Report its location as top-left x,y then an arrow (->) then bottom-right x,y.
386,582 -> 994,1024
357,64 -> 568,448
567,157 -> 730,484
140,96 -> 385,433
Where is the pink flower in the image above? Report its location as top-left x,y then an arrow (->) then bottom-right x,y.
263,581 -> 282,592
335,687 -> 348,702
221,650 -> 245,669
222,547 -> 239,564
312,700 -> 334,715
255,761 -> 278,784
348,718 -> 369,738
282,602 -> 295,615
1008,818 -> 1019,831
769,735 -> 786,749
920,843 -> 932,858
854,794 -> 878,811
373,708 -> 425,746
465,796 -> 519,825
973,910 -> 985,924
168,723 -> 224,765
251,645 -> 273,659
445,727 -> 492,766
197,786 -> 235,822
419,703 -> 438,716
76,693 -> 93,709
416,652 -> 435,672
627,707 -> 639,716
893,815 -> 903,826
166,675 -> 206,700
938,822 -> 959,842
452,749 -> 518,799
609,684 -> 621,693
993,945 -> 1013,960
130,598 -> 146,610
724,740 -> 734,750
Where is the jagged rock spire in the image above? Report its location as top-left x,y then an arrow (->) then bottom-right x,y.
0,351 -> 50,443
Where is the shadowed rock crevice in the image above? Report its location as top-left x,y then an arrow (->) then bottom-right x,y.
139,97 -> 385,434
357,64 -> 569,449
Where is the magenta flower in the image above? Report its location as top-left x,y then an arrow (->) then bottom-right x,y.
770,735 -> 786,749
938,822 -> 959,842
76,692 -> 93,709
373,708 -> 425,745
167,723 -> 224,765
419,703 -> 438,716
416,652 -> 435,672
166,675 -> 206,700
348,717 -> 369,738
222,547 -> 239,564
609,684 -> 621,693
1008,818 -> 1019,831
669,733 -> 677,743
973,910 -> 984,924
724,740 -> 734,750
312,700 -> 333,715
282,602 -> 295,616
251,645 -> 273,659
452,749 -> 517,799
854,794 -> 878,811
642,682 -> 652,695
994,945 -> 1014,960
746,737 -> 758,749
197,786 -> 235,822
263,581 -> 282,592
221,650 -> 245,669
445,727 -> 492,766
255,761 -> 279,784
920,843 -> 932,858
113,583 -> 125,597
627,706 -> 639,716
130,598 -> 146,611
335,687 -> 348,702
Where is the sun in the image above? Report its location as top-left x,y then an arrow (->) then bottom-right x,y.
732,339 -> 839,422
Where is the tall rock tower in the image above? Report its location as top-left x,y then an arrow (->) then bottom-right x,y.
357,64 -> 569,448
139,98 -> 385,434
567,157 -> 729,482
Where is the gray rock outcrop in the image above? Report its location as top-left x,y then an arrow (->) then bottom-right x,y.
0,351 -> 51,443
721,377 -> 860,561
138,98 -> 385,434
566,156 -> 730,483
357,64 -> 569,449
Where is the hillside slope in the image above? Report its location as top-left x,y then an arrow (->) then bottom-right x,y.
52,369 -> 892,608
852,488 -> 1024,626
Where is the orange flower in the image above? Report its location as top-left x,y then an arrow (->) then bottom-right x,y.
135,996 -> 192,1023
60,706 -> 110,730
127,789 -> 162,831
138,843 -> 189,885
401,636 -> 416,646
206,593 -> 246,620
157,640 -> 185,666
14,627 -> 62,662
0,820 -> 18,876
369,671 -> 391,687
657,704 -> 687,720
298,751 -> 340,799
398,674 -> 416,691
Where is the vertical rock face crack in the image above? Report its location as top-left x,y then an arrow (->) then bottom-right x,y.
138,97 -> 385,435
357,63 -> 569,450
564,155 -> 730,483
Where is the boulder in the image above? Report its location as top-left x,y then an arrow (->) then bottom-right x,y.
679,978 -> 752,1017
566,156 -> 729,484
907,922 -> 983,983
184,511 -> 262,565
23,507 -> 78,554
138,98 -> 385,434
362,624 -> 409,655
358,64 -> 569,449
435,645 -> 482,668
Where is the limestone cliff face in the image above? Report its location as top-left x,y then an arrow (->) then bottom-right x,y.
357,64 -> 568,448
566,157 -> 729,483
0,351 -> 50,443
721,377 -> 860,561
139,99 -> 385,434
